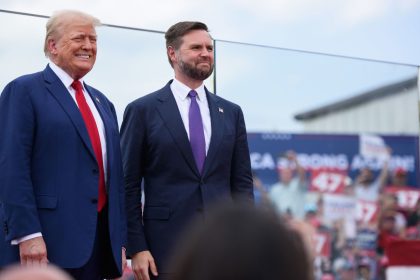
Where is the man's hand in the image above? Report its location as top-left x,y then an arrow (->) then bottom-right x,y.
19,236 -> 48,267
122,247 -> 127,272
112,248 -> 128,280
131,250 -> 158,280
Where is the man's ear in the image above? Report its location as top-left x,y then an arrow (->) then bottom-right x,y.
167,46 -> 176,64
47,38 -> 58,55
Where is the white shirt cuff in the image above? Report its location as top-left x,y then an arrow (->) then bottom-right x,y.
11,232 -> 43,245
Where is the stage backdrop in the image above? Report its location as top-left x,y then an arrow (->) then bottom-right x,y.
248,133 -> 419,188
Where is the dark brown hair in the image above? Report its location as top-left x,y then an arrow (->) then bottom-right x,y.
164,21 -> 209,66
170,203 -> 313,280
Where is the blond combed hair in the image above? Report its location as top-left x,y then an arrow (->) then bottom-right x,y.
44,10 -> 101,58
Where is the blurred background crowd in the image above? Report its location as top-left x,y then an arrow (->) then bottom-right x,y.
253,149 -> 420,280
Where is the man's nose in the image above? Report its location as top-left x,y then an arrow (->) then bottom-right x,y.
82,37 -> 95,49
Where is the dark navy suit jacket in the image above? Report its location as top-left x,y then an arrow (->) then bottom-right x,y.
0,65 -> 127,273
120,81 -> 254,272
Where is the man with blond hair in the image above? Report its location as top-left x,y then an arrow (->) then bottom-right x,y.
0,10 -> 126,279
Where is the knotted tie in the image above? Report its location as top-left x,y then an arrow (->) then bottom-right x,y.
71,80 -> 106,211
188,90 -> 206,173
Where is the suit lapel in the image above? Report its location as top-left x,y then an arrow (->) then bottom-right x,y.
155,83 -> 200,176
85,84 -> 114,189
43,66 -> 96,161
202,89 -> 224,177
85,84 -> 113,140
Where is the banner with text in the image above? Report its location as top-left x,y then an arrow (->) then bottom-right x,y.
248,133 -> 419,189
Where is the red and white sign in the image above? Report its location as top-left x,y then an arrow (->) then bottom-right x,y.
310,169 -> 347,193
356,200 -> 379,224
359,134 -> 389,162
386,240 -> 420,280
313,231 -> 331,257
386,186 -> 420,209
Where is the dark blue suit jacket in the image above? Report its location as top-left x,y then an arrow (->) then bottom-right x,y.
120,81 -> 254,272
0,65 -> 127,272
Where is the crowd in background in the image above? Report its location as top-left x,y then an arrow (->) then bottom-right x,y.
253,150 -> 420,280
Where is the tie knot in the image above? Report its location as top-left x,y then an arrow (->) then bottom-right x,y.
71,80 -> 83,92
188,90 -> 198,99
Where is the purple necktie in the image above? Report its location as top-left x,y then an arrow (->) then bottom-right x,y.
188,90 -> 206,173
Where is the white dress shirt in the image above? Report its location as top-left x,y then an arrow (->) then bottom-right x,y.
170,78 -> 212,154
12,62 -> 107,245
49,62 -> 107,174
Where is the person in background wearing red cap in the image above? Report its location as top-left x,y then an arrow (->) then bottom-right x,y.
390,167 -> 407,186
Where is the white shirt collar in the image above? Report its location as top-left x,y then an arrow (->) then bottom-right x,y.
49,61 -> 86,91
171,78 -> 206,101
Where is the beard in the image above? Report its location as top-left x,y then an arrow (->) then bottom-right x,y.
178,57 -> 214,81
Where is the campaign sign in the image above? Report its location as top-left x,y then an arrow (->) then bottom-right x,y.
360,134 -> 390,162
248,133 -> 419,189
356,228 -> 377,252
356,200 -> 379,224
313,231 -> 331,257
323,194 -> 356,222
386,186 -> 420,209
310,169 -> 347,193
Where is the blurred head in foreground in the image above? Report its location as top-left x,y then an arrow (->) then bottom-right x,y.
171,203 -> 313,280
0,265 -> 73,280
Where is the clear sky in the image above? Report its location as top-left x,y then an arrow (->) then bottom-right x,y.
1,0 -> 420,65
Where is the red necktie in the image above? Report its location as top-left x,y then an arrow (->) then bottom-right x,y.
71,80 -> 106,212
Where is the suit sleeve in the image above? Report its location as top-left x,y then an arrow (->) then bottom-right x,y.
120,102 -> 148,256
0,81 -> 42,241
109,101 -> 128,247
230,107 -> 254,203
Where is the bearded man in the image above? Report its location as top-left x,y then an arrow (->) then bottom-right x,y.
120,21 -> 254,280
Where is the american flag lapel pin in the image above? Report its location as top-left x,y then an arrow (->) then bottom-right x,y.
218,107 -> 224,113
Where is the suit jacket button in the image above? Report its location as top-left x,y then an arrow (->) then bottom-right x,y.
91,198 -> 98,204
92,169 -> 98,174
